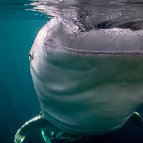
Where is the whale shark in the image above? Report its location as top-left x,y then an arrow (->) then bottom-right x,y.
14,0 -> 143,143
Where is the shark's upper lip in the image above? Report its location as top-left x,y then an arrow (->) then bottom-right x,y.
44,41 -> 143,56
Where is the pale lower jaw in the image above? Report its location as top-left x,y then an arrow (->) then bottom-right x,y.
31,46 -> 143,135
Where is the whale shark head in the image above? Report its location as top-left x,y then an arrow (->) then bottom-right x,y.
14,1 -> 143,143
29,16 -> 143,135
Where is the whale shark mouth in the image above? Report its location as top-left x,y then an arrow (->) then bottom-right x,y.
73,7 -> 143,32
30,1 -> 143,53
96,19 -> 143,31
75,19 -> 143,33
42,17 -> 143,54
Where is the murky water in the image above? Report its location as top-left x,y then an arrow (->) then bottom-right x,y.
1,0 -> 143,143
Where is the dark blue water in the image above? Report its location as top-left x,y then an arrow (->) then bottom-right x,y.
1,0 -> 143,143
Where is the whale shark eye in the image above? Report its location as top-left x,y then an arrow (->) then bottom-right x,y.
29,51 -> 34,61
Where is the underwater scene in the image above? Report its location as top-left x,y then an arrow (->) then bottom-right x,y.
1,0 -> 143,143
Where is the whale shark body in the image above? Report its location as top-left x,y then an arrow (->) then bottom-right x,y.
14,0 -> 143,143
